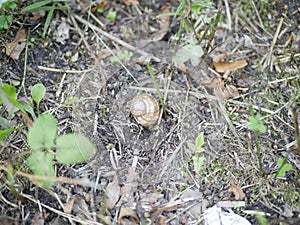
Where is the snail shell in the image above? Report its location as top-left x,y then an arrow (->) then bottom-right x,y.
130,93 -> 160,127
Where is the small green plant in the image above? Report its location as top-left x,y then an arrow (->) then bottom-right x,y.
249,109 -> 295,178
27,113 -> 96,187
172,43 -> 204,67
275,158 -> 292,178
110,50 -> 133,64
249,110 -> 266,175
191,0 -> 213,16
0,0 -> 16,31
22,0 -> 70,37
31,83 -> 46,114
0,82 -> 96,188
106,8 -> 117,22
187,132 -> 205,174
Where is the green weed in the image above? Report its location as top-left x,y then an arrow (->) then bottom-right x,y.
0,83 -> 96,188
249,109 -> 294,178
22,0 -> 70,37
249,110 -> 266,175
27,113 -> 96,187
187,132 -> 205,174
0,0 -> 16,31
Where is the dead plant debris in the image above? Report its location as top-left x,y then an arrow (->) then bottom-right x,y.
0,0 -> 299,225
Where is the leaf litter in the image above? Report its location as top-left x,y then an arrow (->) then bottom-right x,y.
4,28 -> 26,60
1,0 -> 300,224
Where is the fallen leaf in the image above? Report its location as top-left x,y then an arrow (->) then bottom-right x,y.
91,0 -> 108,13
118,207 -> 139,225
123,0 -> 139,6
202,76 -> 222,88
5,29 -> 26,60
213,60 -> 248,73
152,7 -> 170,41
106,175 -> 121,209
63,198 -> 75,214
203,77 -> 239,102
224,84 -> 239,98
228,184 -> 245,200
29,11 -> 46,21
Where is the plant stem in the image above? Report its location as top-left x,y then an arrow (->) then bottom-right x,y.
292,107 -> 300,157
146,64 -> 165,111
255,130 -> 263,175
7,165 -> 27,203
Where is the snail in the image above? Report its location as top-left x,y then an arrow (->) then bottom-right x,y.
130,93 -> 160,127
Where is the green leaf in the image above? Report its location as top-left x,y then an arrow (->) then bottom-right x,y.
0,116 -> 12,129
43,6 -> 55,37
0,83 -> 26,115
172,44 -> 203,67
56,133 -> 96,164
191,1 -> 213,15
106,9 -> 117,22
31,83 -> 46,106
18,100 -> 36,119
195,132 -> 204,148
249,114 -> 266,133
195,146 -> 204,153
0,128 -> 18,142
28,114 -> 57,151
187,142 -> 196,150
192,156 -> 205,173
276,158 -> 292,178
22,0 -> 52,12
27,151 -> 55,187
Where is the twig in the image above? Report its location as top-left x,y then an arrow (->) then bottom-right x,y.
0,165 -> 99,188
264,17 -> 283,70
292,107 -> 300,156
70,14 -> 107,91
73,14 -> 161,62
250,0 -> 265,31
38,66 -> 93,73
223,0 -> 232,30
22,194 -> 103,225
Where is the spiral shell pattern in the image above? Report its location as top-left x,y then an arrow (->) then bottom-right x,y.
130,93 -> 160,127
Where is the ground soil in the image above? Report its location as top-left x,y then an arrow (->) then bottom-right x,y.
0,0 -> 300,225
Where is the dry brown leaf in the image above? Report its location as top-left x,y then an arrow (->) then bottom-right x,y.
203,77 -> 239,102
214,82 -> 239,102
212,53 -> 234,62
91,0 -> 108,13
213,60 -> 248,73
118,207 -> 140,225
4,29 -> 27,60
106,174 -> 121,209
29,11 -> 46,21
123,0 -> 139,6
228,184 -> 245,200
202,76 -> 222,88
152,7 -> 170,41
63,198 -> 75,214
224,84 -> 239,98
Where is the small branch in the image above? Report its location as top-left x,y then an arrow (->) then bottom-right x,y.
70,14 -> 107,91
292,107 -> 300,157
73,14 -> 161,63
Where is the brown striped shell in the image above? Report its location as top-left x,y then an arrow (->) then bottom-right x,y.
130,93 -> 160,127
